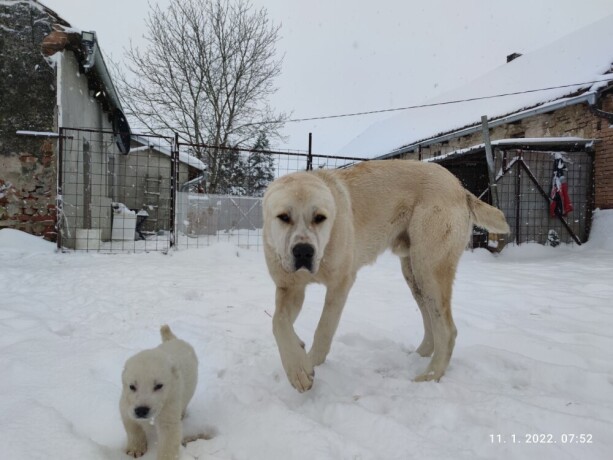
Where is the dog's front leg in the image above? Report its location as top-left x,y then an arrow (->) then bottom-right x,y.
308,275 -> 355,366
122,415 -> 147,458
273,285 -> 314,392
155,419 -> 182,460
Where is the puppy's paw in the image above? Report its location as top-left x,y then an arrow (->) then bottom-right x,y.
126,447 -> 147,458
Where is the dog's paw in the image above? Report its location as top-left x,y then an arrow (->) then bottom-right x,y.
413,370 -> 442,383
415,342 -> 434,357
126,446 -> 147,458
307,347 -> 328,367
285,357 -> 315,392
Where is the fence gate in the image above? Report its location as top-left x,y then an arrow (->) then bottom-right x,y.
439,147 -> 594,247
495,149 -> 594,245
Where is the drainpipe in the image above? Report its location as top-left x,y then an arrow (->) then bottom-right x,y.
588,90 -> 613,123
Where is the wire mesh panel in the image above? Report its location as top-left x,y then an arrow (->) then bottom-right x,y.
59,128 -> 176,253
176,194 -> 263,249
436,148 -> 593,247
496,149 -> 593,245
60,128 -> 593,253
59,130 -> 370,252
174,144 -> 368,250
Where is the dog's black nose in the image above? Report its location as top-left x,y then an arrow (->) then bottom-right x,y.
134,406 -> 150,418
293,243 -> 314,271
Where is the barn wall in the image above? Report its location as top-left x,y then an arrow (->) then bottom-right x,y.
593,92 -> 613,209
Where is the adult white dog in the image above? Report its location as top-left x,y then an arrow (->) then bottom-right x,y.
263,160 -> 509,392
120,325 -> 198,459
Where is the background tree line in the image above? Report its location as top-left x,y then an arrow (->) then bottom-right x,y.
214,131 -> 275,196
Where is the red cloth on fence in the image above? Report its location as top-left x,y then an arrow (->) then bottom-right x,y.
549,156 -> 573,217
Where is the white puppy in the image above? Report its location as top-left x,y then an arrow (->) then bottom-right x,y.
120,325 -> 198,460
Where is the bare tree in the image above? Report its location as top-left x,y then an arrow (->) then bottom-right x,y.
113,0 -> 287,192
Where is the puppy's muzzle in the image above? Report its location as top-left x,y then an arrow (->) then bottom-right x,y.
292,243 -> 314,272
134,406 -> 150,419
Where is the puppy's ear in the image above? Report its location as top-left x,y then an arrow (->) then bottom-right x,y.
171,365 -> 179,379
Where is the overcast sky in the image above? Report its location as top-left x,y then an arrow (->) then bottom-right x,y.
42,0 -> 613,155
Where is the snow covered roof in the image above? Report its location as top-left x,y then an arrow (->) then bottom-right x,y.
0,0 -> 69,27
423,137 -> 597,163
131,135 -> 207,171
341,14 -> 613,159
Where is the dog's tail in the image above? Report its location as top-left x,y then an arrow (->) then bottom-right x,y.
466,192 -> 510,234
160,324 -> 177,342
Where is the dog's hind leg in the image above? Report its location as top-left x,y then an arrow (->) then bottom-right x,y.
412,260 -> 458,382
400,255 -> 434,357
407,205 -> 465,382
309,274 -> 355,367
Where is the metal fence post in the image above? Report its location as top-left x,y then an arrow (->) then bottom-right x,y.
170,132 -> 178,249
56,127 -> 64,251
307,132 -> 313,171
514,152 -> 521,244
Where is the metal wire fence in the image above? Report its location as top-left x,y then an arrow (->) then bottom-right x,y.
58,128 -> 365,252
58,128 -> 179,253
175,144 -> 365,250
435,148 -> 594,248
58,127 -> 594,253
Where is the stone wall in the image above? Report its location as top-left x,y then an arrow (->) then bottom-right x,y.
0,2 -> 58,240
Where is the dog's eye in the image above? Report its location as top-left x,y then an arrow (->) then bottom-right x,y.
313,214 -> 327,224
129,384 -> 137,392
154,383 -> 164,391
277,213 -> 291,223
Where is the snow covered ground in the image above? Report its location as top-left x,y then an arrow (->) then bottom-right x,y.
1,211 -> 612,460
